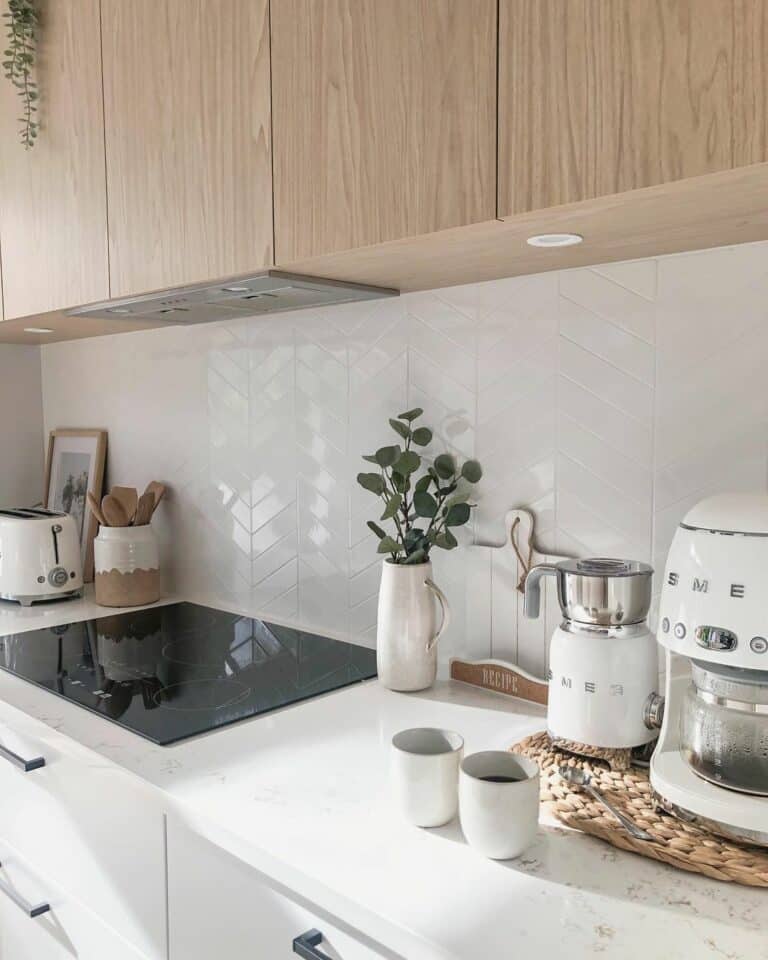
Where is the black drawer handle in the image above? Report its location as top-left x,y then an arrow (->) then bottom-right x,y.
0,743 -> 45,772
293,929 -> 332,960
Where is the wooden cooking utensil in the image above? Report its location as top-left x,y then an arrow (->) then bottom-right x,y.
87,491 -> 107,527
134,491 -> 155,526
101,494 -> 130,527
111,486 -> 138,523
143,481 -> 166,514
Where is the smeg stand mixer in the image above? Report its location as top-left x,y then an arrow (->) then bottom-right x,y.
650,493 -> 768,846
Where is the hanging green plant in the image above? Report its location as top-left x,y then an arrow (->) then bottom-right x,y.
3,0 -> 39,148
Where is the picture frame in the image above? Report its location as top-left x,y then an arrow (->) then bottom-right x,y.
43,428 -> 108,583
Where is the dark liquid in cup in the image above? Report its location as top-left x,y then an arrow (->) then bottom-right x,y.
478,774 -> 523,783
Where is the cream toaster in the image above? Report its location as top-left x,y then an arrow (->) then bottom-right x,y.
0,508 -> 83,604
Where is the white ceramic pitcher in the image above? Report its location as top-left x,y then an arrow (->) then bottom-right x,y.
376,560 -> 450,691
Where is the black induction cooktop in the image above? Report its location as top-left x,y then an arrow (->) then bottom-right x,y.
0,603 -> 377,745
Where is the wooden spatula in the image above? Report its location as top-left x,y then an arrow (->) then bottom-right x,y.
101,494 -> 130,527
87,491 -> 107,527
143,481 -> 166,515
134,491 -> 155,526
110,486 -> 138,523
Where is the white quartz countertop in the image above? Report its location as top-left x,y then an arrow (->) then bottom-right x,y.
0,594 -> 765,959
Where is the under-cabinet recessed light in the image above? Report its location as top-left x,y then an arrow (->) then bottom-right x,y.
222,286 -> 251,293
23,327 -> 54,334
526,233 -> 584,248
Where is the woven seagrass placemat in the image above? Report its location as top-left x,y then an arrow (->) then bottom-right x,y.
511,731 -> 768,887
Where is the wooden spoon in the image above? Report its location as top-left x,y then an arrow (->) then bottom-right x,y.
143,481 -> 166,515
111,486 -> 138,523
87,491 -> 107,527
134,491 -> 155,526
101,494 -> 130,527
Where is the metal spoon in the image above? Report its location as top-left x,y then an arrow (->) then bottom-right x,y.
558,765 -> 654,842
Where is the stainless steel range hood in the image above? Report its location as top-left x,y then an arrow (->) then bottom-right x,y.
68,270 -> 398,324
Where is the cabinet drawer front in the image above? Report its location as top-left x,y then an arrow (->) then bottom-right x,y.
0,719 -> 165,959
0,837 -> 146,960
168,817 -> 389,960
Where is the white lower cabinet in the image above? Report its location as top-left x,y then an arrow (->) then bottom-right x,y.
0,712 -> 166,958
0,837 -> 146,960
167,817 -> 388,960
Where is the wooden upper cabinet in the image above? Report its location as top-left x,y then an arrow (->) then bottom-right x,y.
0,0 -> 108,320
101,0 -> 273,298
271,0 -> 497,263
499,0 -> 768,217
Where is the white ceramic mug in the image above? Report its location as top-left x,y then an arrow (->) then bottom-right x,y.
459,751 -> 539,859
391,727 -> 464,827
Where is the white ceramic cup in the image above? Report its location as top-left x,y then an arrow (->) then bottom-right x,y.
391,727 -> 464,827
459,751 -> 539,859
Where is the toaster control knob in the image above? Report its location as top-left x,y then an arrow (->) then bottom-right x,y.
48,567 -> 69,588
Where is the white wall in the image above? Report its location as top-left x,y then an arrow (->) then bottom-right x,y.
40,240 -> 768,669
0,344 -> 43,508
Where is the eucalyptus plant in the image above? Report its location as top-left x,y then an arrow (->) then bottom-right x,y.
357,408 -> 482,564
3,0 -> 38,148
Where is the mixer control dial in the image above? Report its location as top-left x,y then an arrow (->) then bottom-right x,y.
750,636 -> 768,654
695,625 -> 737,652
673,622 -> 686,640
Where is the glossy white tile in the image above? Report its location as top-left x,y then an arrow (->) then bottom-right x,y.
39,240 -> 768,668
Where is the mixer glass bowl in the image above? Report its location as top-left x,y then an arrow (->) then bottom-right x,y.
680,660 -> 768,796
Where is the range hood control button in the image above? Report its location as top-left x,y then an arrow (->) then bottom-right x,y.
695,625 -> 737,652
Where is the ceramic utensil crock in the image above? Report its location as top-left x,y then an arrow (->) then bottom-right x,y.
391,727 -> 464,827
377,560 -> 450,691
459,751 -> 539,859
94,525 -> 161,607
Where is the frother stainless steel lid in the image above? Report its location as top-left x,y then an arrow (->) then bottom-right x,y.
524,557 -> 653,626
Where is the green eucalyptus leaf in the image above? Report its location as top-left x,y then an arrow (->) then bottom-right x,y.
361,454 -> 379,464
403,548 -> 427,565
411,427 -> 433,446
436,482 -> 457,497
377,536 -> 402,555
461,459 -> 483,483
375,445 -> 401,468
414,474 -> 432,494
394,450 -> 421,476
397,407 -> 423,422
433,453 -> 456,480
413,491 -> 438,518
357,472 -> 385,495
389,418 -> 411,440
367,521 -> 387,540
444,502 -> 471,527
435,530 -> 458,550
404,527 -> 425,545
380,493 -> 402,520
445,490 -> 471,508
391,471 -> 406,493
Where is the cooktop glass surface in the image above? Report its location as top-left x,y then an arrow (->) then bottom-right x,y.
0,602 -> 377,744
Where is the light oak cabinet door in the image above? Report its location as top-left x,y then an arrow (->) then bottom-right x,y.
499,0 -> 768,216
102,0 -> 273,298
0,0 -> 108,320
271,0 -> 497,262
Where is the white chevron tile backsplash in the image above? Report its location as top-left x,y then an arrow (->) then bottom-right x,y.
41,240 -> 768,665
